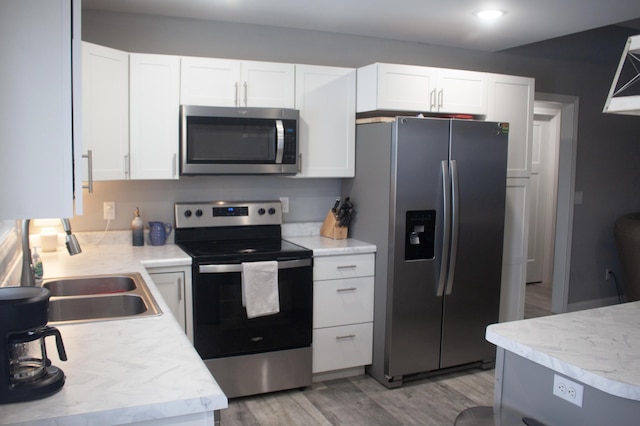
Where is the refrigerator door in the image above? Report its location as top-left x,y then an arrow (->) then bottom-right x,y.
387,117 -> 450,377
440,120 -> 508,369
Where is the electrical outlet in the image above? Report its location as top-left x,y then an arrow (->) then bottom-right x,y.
103,202 -> 116,220
605,268 -> 612,281
553,374 -> 584,407
279,197 -> 290,213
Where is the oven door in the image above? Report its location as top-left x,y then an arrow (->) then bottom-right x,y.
192,258 -> 312,359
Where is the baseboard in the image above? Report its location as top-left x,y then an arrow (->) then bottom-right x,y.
567,296 -> 622,312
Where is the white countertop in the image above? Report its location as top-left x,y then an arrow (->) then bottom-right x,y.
1,240 -> 227,425
486,301 -> 640,401
285,236 -> 376,256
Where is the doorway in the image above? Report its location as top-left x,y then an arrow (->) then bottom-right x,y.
525,94 -> 579,317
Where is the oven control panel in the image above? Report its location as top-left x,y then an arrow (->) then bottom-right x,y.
175,201 -> 282,228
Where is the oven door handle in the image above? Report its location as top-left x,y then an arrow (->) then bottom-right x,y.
198,258 -> 311,274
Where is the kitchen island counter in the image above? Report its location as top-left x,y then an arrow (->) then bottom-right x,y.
486,301 -> 640,425
1,241 -> 227,425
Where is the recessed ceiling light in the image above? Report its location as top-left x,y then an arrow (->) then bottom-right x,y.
474,9 -> 505,20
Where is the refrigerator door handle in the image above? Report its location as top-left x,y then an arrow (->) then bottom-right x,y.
445,159 -> 460,295
437,160 -> 450,297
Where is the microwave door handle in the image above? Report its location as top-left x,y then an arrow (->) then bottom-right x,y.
275,119 -> 285,163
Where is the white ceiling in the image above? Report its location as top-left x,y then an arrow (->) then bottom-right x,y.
82,0 -> 640,52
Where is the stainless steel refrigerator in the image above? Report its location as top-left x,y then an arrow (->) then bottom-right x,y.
343,116 -> 509,388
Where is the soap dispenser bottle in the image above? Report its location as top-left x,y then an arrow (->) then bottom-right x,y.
132,207 -> 144,246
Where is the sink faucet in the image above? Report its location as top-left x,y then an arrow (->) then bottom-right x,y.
20,218 -> 82,286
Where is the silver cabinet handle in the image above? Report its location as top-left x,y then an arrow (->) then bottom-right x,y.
430,89 -> 436,110
125,154 -> 130,178
336,265 -> 357,270
82,150 -> 94,193
336,334 -> 356,340
234,82 -> 239,107
177,277 -> 183,301
337,287 -> 357,292
243,81 -> 248,107
298,153 -> 302,173
438,88 -> 444,110
172,153 -> 177,178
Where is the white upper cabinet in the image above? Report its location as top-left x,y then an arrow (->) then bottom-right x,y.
295,65 -> 356,178
180,57 -> 295,108
82,42 -> 129,181
486,74 -> 535,178
357,63 -> 488,116
129,53 -> 181,180
0,0 -> 81,219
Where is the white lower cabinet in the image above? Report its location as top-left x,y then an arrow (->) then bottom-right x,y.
312,253 -> 375,375
147,266 -> 193,342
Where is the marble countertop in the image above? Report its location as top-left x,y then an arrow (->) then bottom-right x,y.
486,301 -> 640,401
285,236 -> 376,256
1,238 -> 227,425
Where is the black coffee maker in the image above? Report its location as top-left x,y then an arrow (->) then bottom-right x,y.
0,286 -> 67,404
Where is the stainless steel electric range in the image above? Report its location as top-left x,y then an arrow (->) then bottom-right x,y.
174,201 -> 313,398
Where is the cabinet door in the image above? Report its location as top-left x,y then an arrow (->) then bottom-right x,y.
82,42 -> 129,180
437,69 -> 488,115
180,57 -> 240,107
0,0 -> 78,219
295,65 -> 356,177
373,63 -> 436,112
129,53 -> 180,179
149,271 -> 186,332
241,61 -> 295,108
487,74 -> 535,178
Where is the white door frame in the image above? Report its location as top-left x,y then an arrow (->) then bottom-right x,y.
534,93 -> 579,314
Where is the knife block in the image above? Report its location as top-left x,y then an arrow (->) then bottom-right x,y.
320,210 -> 348,240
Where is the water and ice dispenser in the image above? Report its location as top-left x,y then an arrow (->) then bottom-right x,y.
405,210 -> 436,260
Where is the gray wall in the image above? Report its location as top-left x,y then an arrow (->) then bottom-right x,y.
81,10 -> 640,307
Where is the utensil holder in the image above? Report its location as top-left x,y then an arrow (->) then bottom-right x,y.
320,210 -> 348,239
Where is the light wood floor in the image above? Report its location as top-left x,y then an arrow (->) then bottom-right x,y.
221,368 -> 495,425
221,284 -> 552,425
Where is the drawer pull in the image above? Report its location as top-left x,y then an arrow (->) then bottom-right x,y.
336,265 -> 357,269
337,287 -> 357,293
336,334 -> 356,340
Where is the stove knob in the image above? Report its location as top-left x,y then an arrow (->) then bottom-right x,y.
184,210 -> 192,218
195,209 -> 203,217
268,207 -> 276,215
258,208 -> 266,215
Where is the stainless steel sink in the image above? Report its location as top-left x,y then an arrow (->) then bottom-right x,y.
43,275 -> 136,296
41,273 -> 161,324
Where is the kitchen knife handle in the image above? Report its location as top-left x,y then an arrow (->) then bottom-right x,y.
445,160 -> 459,295
437,160 -> 450,297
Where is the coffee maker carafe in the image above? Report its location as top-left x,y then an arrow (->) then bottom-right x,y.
0,286 -> 67,404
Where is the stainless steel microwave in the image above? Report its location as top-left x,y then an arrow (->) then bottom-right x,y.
180,105 -> 299,175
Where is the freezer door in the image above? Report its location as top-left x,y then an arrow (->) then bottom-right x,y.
387,117 -> 450,378
440,120 -> 508,369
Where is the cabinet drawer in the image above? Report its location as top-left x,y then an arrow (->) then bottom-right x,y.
314,253 -> 374,280
312,323 -> 373,373
314,276 -> 374,328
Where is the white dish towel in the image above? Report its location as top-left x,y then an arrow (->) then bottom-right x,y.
241,261 -> 280,319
